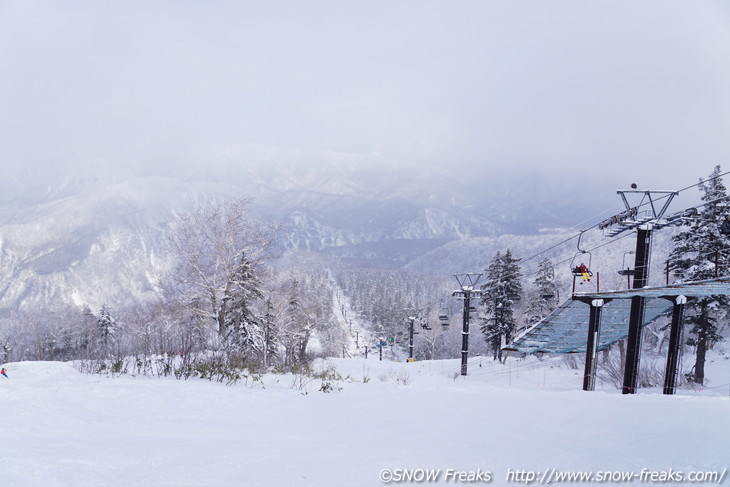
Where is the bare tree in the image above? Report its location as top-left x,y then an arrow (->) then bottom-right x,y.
164,197 -> 276,356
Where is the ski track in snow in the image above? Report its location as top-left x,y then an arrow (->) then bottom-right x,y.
1,357 -> 728,487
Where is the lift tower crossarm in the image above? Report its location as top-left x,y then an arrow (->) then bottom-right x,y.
601,190 -> 679,237
618,189 -> 678,219
616,189 -> 679,219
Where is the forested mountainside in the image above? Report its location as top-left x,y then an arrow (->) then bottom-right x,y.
0,161 -> 614,312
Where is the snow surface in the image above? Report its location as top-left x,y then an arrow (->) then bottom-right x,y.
0,357 -> 728,487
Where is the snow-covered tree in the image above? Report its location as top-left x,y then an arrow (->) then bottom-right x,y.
524,258 -> 558,325
97,304 -> 117,355
259,298 -> 278,368
480,249 -> 523,361
223,252 -> 265,358
78,305 -> 98,358
668,165 -> 730,383
281,270 -> 338,364
279,278 -> 309,367
164,198 -> 275,357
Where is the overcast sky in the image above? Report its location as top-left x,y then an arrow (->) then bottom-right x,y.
1,1 -> 729,194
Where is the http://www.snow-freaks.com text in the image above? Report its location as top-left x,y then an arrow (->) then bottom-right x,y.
378,467 -> 728,484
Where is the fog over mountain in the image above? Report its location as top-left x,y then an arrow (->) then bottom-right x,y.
2,1 -> 729,191
0,150 -> 707,314
1,0 -> 728,310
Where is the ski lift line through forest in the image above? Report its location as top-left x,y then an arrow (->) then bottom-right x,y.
518,170 -> 730,270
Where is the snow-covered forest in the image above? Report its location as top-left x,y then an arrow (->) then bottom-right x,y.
2,1 -> 730,485
2,168 -> 730,394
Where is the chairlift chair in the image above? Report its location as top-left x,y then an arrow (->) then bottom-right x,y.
617,250 -> 636,276
540,289 -> 560,304
570,231 -> 593,277
439,308 -> 450,328
436,300 -> 451,328
570,252 -> 593,277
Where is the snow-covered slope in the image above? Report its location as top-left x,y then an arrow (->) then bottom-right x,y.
0,357 -> 727,487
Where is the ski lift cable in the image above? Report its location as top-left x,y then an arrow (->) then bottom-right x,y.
650,170 -> 730,202
518,207 -> 625,268
464,355 -> 570,379
440,356 -> 492,375
621,170 -> 730,221
574,192 -> 730,268
465,356 -> 564,377
481,365 -> 580,384
519,171 -> 730,270
442,352 -> 569,377
519,204 -> 646,268
517,201 -> 641,268
553,231 -> 636,268
440,356 -> 510,376
519,232 -> 586,267
696,381 -> 730,390
618,170 -> 730,212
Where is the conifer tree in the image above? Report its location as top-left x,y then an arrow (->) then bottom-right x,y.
668,165 -> 730,383
97,305 -> 117,356
480,249 -> 523,361
281,278 -> 308,367
260,298 -> 277,368
285,278 -> 301,366
223,252 -> 264,357
525,258 -> 558,324
79,305 -> 98,359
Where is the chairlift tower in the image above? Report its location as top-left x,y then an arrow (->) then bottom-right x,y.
404,308 -> 422,361
452,273 -> 484,376
597,187 -> 691,394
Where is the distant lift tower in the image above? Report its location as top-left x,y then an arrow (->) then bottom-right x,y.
598,187 -> 689,394
404,308 -> 422,361
453,273 -> 484,376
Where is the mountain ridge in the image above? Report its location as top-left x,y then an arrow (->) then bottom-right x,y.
0,164 -> 613,311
